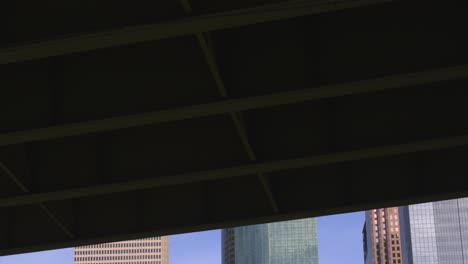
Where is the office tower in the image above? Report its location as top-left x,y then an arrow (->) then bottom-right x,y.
73,236 -> 168,264
222,218 -> 319,264
363,208 -> 403,264
222,228 -> 236,264
399,197 -> 468,264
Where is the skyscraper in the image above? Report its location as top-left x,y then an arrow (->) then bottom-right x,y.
363,207 -> 403,264
73,236 -> 168,264
399,197 -> 468,264
222,218 -> 318,264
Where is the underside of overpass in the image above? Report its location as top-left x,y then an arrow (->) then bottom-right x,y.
1,0 -> 468,256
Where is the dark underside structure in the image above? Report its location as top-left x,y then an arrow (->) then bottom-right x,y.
1,0 -> 468,256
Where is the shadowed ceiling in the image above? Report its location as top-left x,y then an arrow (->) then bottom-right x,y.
1,0 -> 468,256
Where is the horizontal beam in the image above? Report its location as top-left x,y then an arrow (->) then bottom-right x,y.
3,184 -> 468,256
1,64 -> 468,146
1,134 -> 468,208
0,0 -> 392,64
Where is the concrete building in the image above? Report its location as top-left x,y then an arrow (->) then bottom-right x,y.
222,218 -> 318,264
73,236 -> 168,264
363,208 -> 403,264
399,198 -> 468,264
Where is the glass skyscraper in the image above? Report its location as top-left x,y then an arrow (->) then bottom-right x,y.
222,218 -> 318,264
399,197 -> 468,264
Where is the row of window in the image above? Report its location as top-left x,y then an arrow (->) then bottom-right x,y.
76,249 -> 161,255
75,255 -> 162,261
380,221 -> 399,227
377,255 -> 401,262
77,242 -> 161,249
374,244 -> 400,251
374,227 -> 400,233
75,260 -> 161,264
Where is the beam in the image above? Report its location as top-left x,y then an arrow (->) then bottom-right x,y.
230,112 -> 280,213
257,173 -> 280,213
3,186 -> 468,257
1,134 -> 468,208
38,204 -> 75,239
181,0 -> 280,213
1,64 -> 468,146
0,0 -> 392,64
0,162 -> 74,239
0,162 -> 29,193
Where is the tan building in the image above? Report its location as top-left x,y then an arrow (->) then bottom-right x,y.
363,208 -> 402,264
74,236 -> 168,264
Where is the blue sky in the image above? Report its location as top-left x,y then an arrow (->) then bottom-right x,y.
317,212 -> 365,264
0,211 -> 364,264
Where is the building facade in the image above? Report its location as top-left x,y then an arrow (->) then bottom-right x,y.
399,198 -> 468,264
363,207 -> 403,264
222,218 -> 318,264
74,236 -> 168,264
222,228 -> 236,264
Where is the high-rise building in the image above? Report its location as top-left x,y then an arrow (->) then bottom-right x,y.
222,218 -> 319,264
363,208 -> 403,264
73,236 -> 168,264
222,228 -> 236,264
399,198 -> 468,264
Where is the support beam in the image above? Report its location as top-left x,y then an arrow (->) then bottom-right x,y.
181,0 -> 280,213
258,173 -> 280,213
0,162 -> 74,239
0,0 -> 392,64
1,64 -> 467,146
38,204 -> 75,239
3,183 -> 468,257
229,112 -> 279,213
0,162 -> 29,193
1,134 -> 468,208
